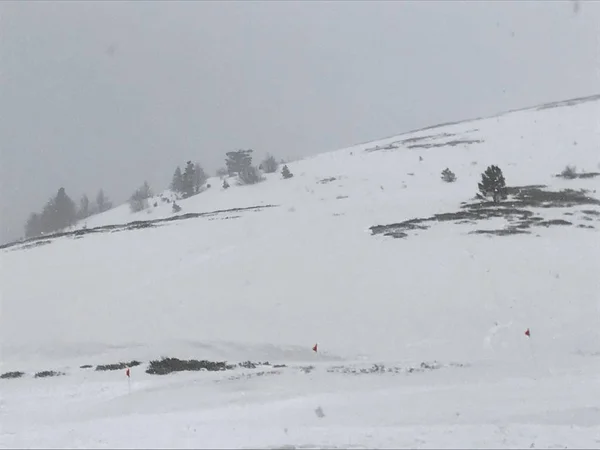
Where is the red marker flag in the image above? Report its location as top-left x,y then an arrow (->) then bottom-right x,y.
125,367 -> 130,377
524,328 -> 530,337
312,343 -> 318,353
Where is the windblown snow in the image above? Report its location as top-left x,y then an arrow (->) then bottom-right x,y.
1,95 -> 600,448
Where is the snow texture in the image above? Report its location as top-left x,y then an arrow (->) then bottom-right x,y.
1,95 -> 600,448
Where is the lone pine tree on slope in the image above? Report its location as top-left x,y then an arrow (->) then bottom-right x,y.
478,165 -> 507,203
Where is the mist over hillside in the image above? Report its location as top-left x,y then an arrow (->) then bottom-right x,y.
1,94 -> 599,448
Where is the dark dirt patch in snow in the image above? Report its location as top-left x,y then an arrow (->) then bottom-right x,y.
406,139 -> 483,149
34,370 -> 65,378
364,131 -> 483,153
1,371 -> 25,379
326,361 -> 465,375
371,185 -> 600,239
95,360 -> 141,371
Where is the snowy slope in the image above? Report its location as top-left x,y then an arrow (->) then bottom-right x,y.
1,95 -> 600,448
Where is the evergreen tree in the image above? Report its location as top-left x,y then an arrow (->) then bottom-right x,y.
78,194 -> 90,219
281,165 -> 293,179
441,168 -> 457,183
478,165 -> 507,203
193,163 -> 207,193
25,213 -> 42,238
170,166 -> 184,194
129,181 -> 153,213
54,187 -> 77,229
225,149 -> 253,175
261,154 -> 279,173
96,189 -> 112,213
182,161 -> 196,198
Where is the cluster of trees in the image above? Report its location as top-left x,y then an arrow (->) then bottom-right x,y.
170,161 -> 208,199
128,181 -> 153,213
25,188 -> 112,238
440,165 -> 507,203
23,149 -> 296,239
219,150 -> 292,188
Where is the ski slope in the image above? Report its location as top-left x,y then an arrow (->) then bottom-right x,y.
1,94 -> 600,448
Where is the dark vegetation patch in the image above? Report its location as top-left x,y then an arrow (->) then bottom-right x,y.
1,371 -> 25,379
318,177 -> 337,184
537,219 -> 572,227
95,360 -> 141,372
371,185 -> 600,240
80,365 -> 93,369
555,165 -> 600,180
326,361 -> 465,375
146,357 -> 236,375
406,139 -> 483,149
535,94 -> 600,111
10,240 -> 52,252
469,228 -> 531,236
35,370 -> 65,378
365,131 -> 483,152
582,209 -> 600,216
237,361 -> 272,369
1,204 -> 278,252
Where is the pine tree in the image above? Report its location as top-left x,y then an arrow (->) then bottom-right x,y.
261,154 -> 279,173
225,149 -> 253,175
193,163 -> 207,193
281,165 -> 293,179
222,179 -> 230,189
478,165 -> 507,203
78,194 -> 90,220
170,166 -> 184,194
54,187 -> 77,229
182,161 -> 196,198
129,181 -> 153,213
25,213 -> 42,238
96,189 -> 112,213
441,168 -> 456,183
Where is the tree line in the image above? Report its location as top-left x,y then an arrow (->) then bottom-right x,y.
23,149 -> 296,239
25,189 -> 112,238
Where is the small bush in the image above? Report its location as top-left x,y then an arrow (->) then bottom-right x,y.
35,370 -> 64,378
281,165 -> 293,179
222,179 -> 230,189
261,154 -> 279,173
559,165 -> 578,179
146,357 -> 235,375
129,181 -> 153,213
238,166 -> 264,185
1,371 -> 24,379
441,168 -> 457,183
172,202 -> 181,213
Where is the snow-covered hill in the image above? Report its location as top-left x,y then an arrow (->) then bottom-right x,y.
2,94 -> 600,448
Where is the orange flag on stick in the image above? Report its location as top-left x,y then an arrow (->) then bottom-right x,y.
524,328 -> 530,337
312,343 -> 318,353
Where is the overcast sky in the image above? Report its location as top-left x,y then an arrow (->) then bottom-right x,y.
0,1 -> 598,243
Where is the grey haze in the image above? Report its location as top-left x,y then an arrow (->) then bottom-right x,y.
0,1 -> 598,243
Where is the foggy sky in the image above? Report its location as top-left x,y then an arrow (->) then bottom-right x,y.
1,1 -> 598,243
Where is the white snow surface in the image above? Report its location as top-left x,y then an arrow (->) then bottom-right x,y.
2,96 -> 600,448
